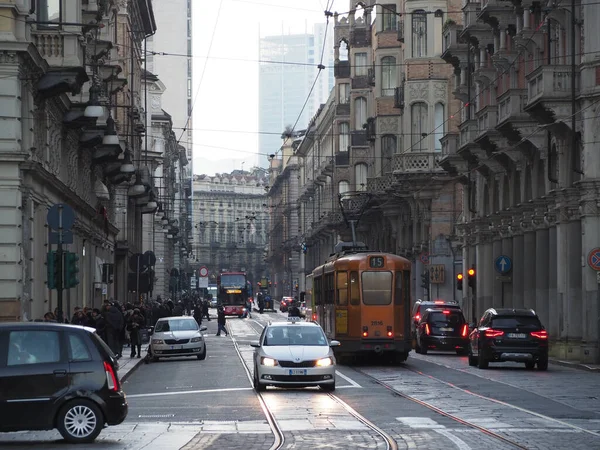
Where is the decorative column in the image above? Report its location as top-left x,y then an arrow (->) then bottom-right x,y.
500,214 -> 514,308
492,216 -> 503,306
511,211 -> 525,309
522,207 -> 536,310
547,205 -> 559,340
533,202 -> 550,329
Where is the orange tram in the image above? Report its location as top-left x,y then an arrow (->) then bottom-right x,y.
310,243 -> 412,363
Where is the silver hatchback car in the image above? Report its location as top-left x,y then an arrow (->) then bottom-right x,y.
251,318 -> 339,392
150,317 -> 207,361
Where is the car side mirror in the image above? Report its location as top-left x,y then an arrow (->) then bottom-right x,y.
250,341 -> 261,348
329,340 -> 341,347
200,326 -> 208,332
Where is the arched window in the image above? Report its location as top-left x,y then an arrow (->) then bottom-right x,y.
412,10 -> 427,58
381,135 -> 396,173
411,102 -> 428,151
381,56 -> 396,96
434,103 -> 444,152
354,163 -> 368,191
339,122 -> 349,152
338,180 -> 350,198
355,52 -> 367,76
339,40 -> 349,61
354,97 -> 367,130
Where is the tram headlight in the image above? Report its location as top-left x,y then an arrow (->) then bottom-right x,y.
316,357 -> 333,367
261,357 -> 278,366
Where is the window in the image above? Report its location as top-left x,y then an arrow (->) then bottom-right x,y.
491,316 -> 542,329
382,135 -> 396,173
339,83 -> 350,104
339,122 -> 349,152
381,56 -> 396,96
336,272 -> 348,305
354,97 -> 367,130
354,163 -> 368,191
350,271 -> 360,305
382,4 -> 397,31
338,180 -> 349,197
394,272 -> 403,305
68,333 -> 92,361
434,103 -> 444,151
264,326 -> 327,346
411,102 -> 428,151
37,0 -> 61,26
412,10 -> 427,57
7,330 -> 61,366
355,52 -> 367,76
361,271 -> 392,305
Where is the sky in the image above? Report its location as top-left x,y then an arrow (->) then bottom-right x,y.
191,0 -> 348,176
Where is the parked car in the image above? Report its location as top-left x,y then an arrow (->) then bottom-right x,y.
415,308 -> 469,355
468,308 -> 548,370
279,296 -> 292,313
150,317 -> 208,361
0,322 -> 127,443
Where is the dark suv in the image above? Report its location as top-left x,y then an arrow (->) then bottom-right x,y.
411,299 -> 462,340
468,308 -> 548,370
415,308 -> 469,355
0,323 -> 128,443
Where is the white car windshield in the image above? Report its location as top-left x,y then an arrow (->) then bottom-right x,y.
155,319 -> 198,332
263,326 -> 327,346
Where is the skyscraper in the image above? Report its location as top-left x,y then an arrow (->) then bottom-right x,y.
258,24 -> 334,168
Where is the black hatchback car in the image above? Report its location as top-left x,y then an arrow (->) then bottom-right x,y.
0,323 -> 128,443
468,308 -> 548,370
415,308 -> 469,355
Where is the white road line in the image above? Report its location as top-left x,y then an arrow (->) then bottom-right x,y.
127,387 -> 253,399
435,429 -> 472,450
335,370 -> 362,388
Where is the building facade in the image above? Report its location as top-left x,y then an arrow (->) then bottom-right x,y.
0,0 -> 156,321
192,170 -> 268,286
440,0 -> 599,363
267,1 -> 462,305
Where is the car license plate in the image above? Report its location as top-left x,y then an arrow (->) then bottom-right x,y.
170,345 -> 184,350
289,369 -> 307,376
507,333 -> 527,339
440,327 -> 454,332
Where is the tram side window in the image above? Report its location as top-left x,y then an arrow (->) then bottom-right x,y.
336,272 -> 348,305
394,272 -> 403,305
326,273 -> 335,305
315,277 -> 322,306
350,271 -> 360,305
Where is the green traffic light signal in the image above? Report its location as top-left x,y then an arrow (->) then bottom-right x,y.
64,251 -> 80,289
47,251 -> 61,290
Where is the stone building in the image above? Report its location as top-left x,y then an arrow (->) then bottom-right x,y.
440,0 -> 599,363
0,0 -> 156,321
192,169 -> 268,286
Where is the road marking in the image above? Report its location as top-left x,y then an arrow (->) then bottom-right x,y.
165,386 -> 193,390
397,417 -> 445,429
138,414 -> 176,418
128,387 -> 253,399
335,370 -> 361,388
434,429 -> 472,450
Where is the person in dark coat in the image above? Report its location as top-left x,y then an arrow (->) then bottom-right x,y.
202,298 -> 210,321
173,302 -> 184,316
105,304 -> 124,358
193,302 -> 203,326
127,309 -> 144,358
216,306 -> 228,336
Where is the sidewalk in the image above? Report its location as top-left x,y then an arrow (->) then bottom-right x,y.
117,347 -> 147,381
549,358 -> 600,372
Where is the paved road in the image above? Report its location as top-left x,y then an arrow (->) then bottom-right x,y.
1,308 -> 599,449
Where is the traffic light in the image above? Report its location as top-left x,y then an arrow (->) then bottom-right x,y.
64,251 -> 80,289
421,270 -> 429,289
456,273 -> 463,290
468,268 -> 476,289
47,251 -> 61,290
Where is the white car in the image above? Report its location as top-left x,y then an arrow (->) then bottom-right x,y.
251,318 -> 339,392
150,317 -> 207,361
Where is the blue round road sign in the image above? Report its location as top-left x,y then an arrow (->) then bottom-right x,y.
494,255 -> 512,274
46,203 -> 75,230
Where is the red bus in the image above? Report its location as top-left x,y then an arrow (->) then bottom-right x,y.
217,272 -> 248,317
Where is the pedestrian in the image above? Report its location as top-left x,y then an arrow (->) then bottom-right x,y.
127,309 -> 144,358
245,298 -> 252,319
257,292 -> 265,314
202,298 -> 211,321
216,306 -> 228,336
43,312 -> 57,322
105,303 -> 124,358
193,301 -> 203,326
71,307 -> 88,326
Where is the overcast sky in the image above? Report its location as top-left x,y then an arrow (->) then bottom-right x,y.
191,0 -> 348,176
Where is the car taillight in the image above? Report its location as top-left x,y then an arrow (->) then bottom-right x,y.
387,326 -> 393,337
362,326 -> 368,337
461,324 -> 468,337
312,313 -> 317,321
425,323 -> 430,335
484,329 -> 504,338
414,314 -> 420,322
103,361 -> 119,392
531,330 -> 548,339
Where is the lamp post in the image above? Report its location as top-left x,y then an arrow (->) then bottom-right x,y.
288,257 -> 293,298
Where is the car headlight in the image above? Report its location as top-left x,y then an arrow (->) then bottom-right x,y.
261,357 -> 278,366
191,337 -> 203,342
316,357 -> 333,367
152,339 -> 164,345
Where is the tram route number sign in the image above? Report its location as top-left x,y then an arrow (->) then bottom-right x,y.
429,264 -> 445,284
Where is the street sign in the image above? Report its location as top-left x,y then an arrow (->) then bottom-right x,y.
49,230 -> 73,244
588,248 -> 600,271
420,252 -> 429,265
47,203 -> 75,230
496,275 -> 512,282
494,255 -> 512,274
190,276 -> 197,288
429,264 -> 445,284
199,266 -> 209,277
143,251 -> 156,267
129,253 -> 146,272
198,277 -> 208,288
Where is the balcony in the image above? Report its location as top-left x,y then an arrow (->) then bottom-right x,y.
351,130 -> 368,147
525,64 -> 579,124
441,23 -> 468,69
478,0 -> 516,28
394,85 -> 405,109
397,20 -> 404,42
367,174 -> 394,194
336,103 -> 350,116
496,89 -> 531,140
391,152 -> 443,174
335,151 -> 350,166
460,2 -> 489,45
350,27 -> 371,47
438,133 -> 468,175
352,75 -> 371,89
334,61 -> 350,78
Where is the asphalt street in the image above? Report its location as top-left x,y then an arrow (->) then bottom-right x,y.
1,307 -> 599,450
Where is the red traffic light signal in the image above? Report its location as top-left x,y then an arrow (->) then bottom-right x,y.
456,273 -> 463,290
